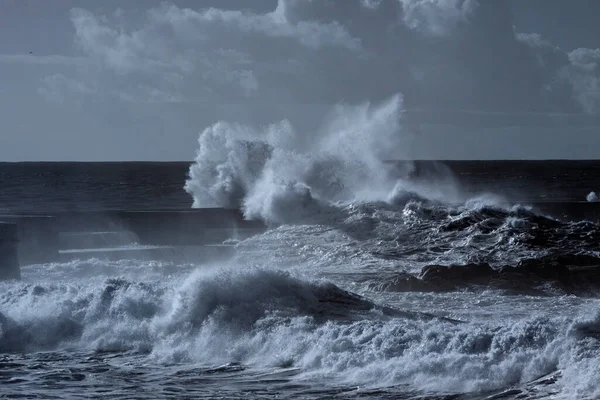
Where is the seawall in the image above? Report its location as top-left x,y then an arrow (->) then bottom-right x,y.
1,203 -> 599,280
0,209 -> 266,270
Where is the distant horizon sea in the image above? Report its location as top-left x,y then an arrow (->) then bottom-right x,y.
1,160 -> 599,213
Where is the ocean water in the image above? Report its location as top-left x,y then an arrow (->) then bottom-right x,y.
1,161 -> 600,399
2,102 -> 600,398
1,159 -> 598,214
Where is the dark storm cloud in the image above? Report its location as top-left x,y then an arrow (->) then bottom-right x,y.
1,0 -> 599,160
33,0 -> 596,117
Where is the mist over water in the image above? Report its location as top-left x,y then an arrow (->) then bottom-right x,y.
185,94 -> 465,224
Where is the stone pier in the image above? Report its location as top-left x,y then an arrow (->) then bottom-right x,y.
0,222 -> 20,280
0,209 -> 266,273
1,203 -> 599,279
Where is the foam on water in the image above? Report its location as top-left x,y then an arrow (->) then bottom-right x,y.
2,263 -> 600,397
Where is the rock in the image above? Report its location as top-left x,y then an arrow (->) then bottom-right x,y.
420,263 -> 495,285
372,254 -> 600,297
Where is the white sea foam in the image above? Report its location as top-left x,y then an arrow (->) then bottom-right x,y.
185,94 -> 448,224
2,264 -> 600,397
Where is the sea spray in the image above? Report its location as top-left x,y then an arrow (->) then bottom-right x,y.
185,94 -> 411,223
183,121 -> 276,208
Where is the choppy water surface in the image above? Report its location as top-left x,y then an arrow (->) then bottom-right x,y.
2,196 -> 600,399
2,101 -> 600,398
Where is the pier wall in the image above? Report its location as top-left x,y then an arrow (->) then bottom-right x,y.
0,223 -> 20,280
1,203 -> 599,280
0,209 -> 266,272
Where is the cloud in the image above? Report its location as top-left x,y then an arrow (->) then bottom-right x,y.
566,48 -> 600,114
38,0 -> 600,117
399,0 -> 478,36
257,0 -> 599,115
58,3 -> 359,105
0,54 -> 88,66
361,0 -> 384,10
70,8 -> 181,75
152,3 -> 360,51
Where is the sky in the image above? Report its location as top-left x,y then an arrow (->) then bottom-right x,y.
0,0 -> 599,161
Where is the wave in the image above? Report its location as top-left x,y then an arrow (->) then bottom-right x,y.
0,268 -> 435,354
348,198 -> 600,272
2,265 -> 600,397
183,94 -> 600,276
184,94 -> 467,225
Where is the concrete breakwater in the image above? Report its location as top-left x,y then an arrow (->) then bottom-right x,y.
0,223 -> 20,280
1,203 -> 599,280
0,209 -> 266,275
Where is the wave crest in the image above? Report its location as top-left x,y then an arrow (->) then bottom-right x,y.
185,94 -> 432,224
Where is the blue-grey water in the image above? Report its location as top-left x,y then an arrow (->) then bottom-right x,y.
1,161 -> 600,399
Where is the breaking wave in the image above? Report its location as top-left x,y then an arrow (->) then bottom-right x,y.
1,265 -> 600,397
185,94 -> 463,224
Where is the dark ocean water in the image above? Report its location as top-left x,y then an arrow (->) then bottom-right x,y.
0,162 -> 192,213
0,161 -> 599,213
1,160 -> 600,399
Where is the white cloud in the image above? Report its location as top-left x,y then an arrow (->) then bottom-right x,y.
517,33 -> 555,49
70,8 -> 167,75
153,3 -> 360,51
49,2 -> 359,105
399,0 -> 478,36
566,48 -> 600,114
35,0 -> 600,117
361,0 -> 384,10
570,48 -> 600,70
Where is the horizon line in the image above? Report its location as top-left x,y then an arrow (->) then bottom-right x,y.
3,159 -> 600,163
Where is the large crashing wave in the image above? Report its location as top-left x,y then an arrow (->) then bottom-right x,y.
185,94 -> 459,224
2,266 -> 600,397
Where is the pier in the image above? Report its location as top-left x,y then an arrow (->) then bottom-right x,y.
0,222 -> 20,280
1,202 -> 599,280
0,209 -> 266,278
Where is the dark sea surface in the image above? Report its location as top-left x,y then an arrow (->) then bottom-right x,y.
0,161 -> 599,213
1,160 -> 600,399
0,162 -> 192,213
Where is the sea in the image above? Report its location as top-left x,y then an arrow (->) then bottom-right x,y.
1,158 -> 600,399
